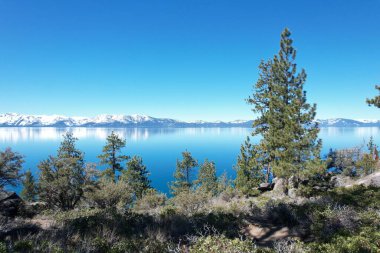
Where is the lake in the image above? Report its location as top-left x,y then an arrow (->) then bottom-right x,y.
1,127 -> 380,194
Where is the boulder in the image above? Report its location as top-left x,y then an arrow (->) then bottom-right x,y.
330,172 -> 380,188
0,191 -> 23,217
330,175 -> 351,187
288,176 -> 298,189
272,178 -> 287,195
258,183 -> 272,192
351,171 -> 380,187
288,188 -> 298,199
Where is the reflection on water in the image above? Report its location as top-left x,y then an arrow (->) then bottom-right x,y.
0,127 -> 252,143
320,127 -> 380,138
0,127 -> 173,142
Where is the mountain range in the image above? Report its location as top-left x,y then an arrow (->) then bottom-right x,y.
0,113 -> 379,128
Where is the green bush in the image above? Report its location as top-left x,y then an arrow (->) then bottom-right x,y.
307,232 -> 380,253
110,239 -> 170,253
219,186 -> 244,202
262,201 -> 299,227
85,178 -> 133,210
0,242 -> 6,253
190,235 -> 255,253
327,185 -> 380,209
132,189 -> 166,213
13,240 -> 33,252
170,189 -> 210,215
310,204 -> 359,239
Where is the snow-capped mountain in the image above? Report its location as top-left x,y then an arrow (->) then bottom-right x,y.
315,118 -> 380,127
0,113 -> 379,128
0,113 -> 252,128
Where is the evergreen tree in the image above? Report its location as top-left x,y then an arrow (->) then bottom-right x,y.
196,159 -> 218,195
234,137 -> 265,194
216,171 -> 229,193
0,148 -> 24,189
169,151 -> 198,196
326,148 -> 337,169
366,85 -> 380,108
247,28 -> 321,180
98,131 -> 129,182
123,156 -> 151,199
38,132 -> 91,210
367,136 -> 379,160
21,170 -> 38,202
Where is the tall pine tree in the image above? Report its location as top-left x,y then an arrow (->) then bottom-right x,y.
123,156 -> 151,199
196,159 -> 218,195
235,137 -> 265,194
98,131 -> 129,182
0,148 -> 24,189
38,132 -> 90,210
169,151 -> 198,196
247,28 -> 321,180
21,170 -> 38,202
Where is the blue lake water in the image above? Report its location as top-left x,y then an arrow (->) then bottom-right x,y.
1,127 -> 379,194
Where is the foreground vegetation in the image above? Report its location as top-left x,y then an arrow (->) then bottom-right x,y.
1,29 -> 380,252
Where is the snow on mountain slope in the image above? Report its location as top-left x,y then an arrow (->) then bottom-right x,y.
316,118 -> 380,127
0,113 -> 379,127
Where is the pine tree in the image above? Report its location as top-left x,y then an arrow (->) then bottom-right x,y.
98,131 -> 129,182
0,148 -> 24,189
366,85 -> 380,108
38,132 -> 91,210
216,171 -> 229,193
123,156 -> 151,199
169,151 -> 198,196
196,159 -> 218,195
21,170 -> 37,202
247,28 -> 321,180
234,137 -> 265,194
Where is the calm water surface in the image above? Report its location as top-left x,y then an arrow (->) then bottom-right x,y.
1,127 -> 379,193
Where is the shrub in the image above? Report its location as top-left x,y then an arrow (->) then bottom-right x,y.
327,185 -> 380,209
110,238 -> 170,253
219,185 -> 243,202
85,178 -> 133,210
190,235 -> 255,253
356,153 -> 378,176
310,204 -> 359,240
13,240 -> 33,252
262,201 -> 299,227
53,208 -> 103,224
170,189 -> 210,215
307,232 -> 380,253
298,173 -> 334,197
0,242 -> 6,253
132,189 -> 166,214
273,239 -> 306,253
334,147 -> 362,177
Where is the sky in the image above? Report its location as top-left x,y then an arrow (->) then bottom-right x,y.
0,0 -> 379,121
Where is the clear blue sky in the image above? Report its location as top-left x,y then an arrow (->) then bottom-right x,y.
0,0 -> 379,121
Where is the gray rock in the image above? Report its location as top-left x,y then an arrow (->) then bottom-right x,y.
330,175 -> 349,187
0,191 -> 23,217
288,188 -> 298,199
288,176 -> 298,189
352,171 -> 380,187
258,183 -> 272,192
272,178 -> 287,195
